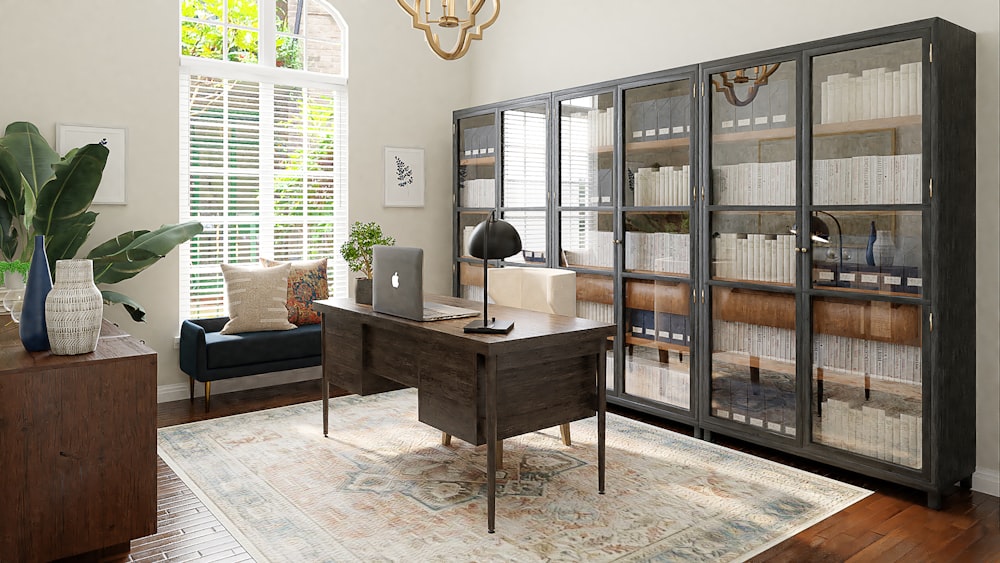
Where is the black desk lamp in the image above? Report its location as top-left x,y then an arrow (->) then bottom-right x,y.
464,211 -> 522,334
791,211 -> 848,286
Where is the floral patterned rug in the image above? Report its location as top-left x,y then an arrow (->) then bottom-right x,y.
157,389 -> 870,562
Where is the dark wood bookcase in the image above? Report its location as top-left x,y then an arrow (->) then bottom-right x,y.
452,18 -> 976,507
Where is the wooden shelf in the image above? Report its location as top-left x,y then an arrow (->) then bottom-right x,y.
711,126 -> 795,144
460,156 -> 495,166
813,115 -> 921,136
625,335 -> 690,354
624,138 -> 691,152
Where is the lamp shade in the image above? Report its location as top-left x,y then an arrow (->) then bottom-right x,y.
468,216 -> 522,260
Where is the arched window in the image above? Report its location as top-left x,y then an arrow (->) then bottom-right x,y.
179,0 -> 348,319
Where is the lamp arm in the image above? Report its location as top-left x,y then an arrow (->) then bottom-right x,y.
481,211 -> 493,327
814,210 -> 845,274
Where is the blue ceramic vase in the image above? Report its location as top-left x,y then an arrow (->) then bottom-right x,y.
20,235 -> 53,351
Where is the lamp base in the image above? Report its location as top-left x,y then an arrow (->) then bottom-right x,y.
463,318 -> 515,334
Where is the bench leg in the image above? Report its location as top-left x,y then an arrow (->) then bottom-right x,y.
189,377 -> 195,402
441,432 -> 451,446
205,381 -> 212,412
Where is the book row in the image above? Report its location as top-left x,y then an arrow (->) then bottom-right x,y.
460,179 -> 496,207
585,108 -> 615,148
711,160 -> 795,206
813,262 -> 923,295
819,62 -> 923,124
563,231 -> 615,268
624,355 -> 691,410
625,232 -> 691,275
714,79 -> 792,134
816,399 -> 922,469
713,321 -> 797,363
461,125 -> 497,158
633,165 -> 691,206
628,95 -> 692,142
814,333 -> 921,385
713,233 -> 797,284
711,374 -> 797,437
629,309 -> 691,347
813,154 -> 922,205
577,300 -> 614,324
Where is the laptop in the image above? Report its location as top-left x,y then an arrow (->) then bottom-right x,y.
372,246 -> 479,322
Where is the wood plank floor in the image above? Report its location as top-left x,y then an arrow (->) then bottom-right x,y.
124,379 -> 999,562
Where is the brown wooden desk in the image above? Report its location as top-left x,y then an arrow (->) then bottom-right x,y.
313,296 -> 615,533
0,316 -> 157,562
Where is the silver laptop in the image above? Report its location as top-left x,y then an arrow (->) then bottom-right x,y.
372,246 -> 479,322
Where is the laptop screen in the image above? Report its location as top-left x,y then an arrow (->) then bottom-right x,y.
372,246 -> 425,320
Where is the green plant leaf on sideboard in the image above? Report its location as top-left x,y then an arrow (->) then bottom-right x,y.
0,122 -> 60,195
32,143 -> 108,237
100,289 -> 146,323
42,212 -> 98,273
89,222 -> 205,284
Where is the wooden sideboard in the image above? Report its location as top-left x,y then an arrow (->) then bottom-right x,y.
0,315 -> 157,562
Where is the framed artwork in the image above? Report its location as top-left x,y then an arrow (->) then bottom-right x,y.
57,124 -> 127,205
383,147 -> 425,207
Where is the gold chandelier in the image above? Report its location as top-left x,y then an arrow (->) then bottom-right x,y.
396,0 -> 500,61
712,64 -> 781,107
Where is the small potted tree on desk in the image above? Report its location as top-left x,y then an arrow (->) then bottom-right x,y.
340,221 -> 394,305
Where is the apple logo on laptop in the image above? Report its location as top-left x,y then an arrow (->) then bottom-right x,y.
391,271 -> 400,289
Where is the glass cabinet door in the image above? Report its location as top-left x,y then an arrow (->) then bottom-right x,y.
706,59 -> 798,436
557,91 -> 616,388
500,101 -> 548,264
455,113 -> 497,299
809,38 -> 925,467
621,78 -> 694,412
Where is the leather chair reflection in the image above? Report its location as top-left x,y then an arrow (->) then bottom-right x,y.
442,267 -> 578,464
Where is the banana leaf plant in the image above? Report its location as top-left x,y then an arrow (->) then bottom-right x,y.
0,121 -> 203,322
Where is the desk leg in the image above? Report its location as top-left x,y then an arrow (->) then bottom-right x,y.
322,313 -> 329,437
597,343 -> 606,494
483,353 -> 498,534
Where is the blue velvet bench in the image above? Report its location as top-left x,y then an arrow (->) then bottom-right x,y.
179,317 -> 322,410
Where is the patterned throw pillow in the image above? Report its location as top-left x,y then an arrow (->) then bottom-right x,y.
260,258 -> 328,325
219,263 -> 297,335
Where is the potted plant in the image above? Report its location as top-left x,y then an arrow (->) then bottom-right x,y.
339,221 -> 395,304
0,122 -> 203,321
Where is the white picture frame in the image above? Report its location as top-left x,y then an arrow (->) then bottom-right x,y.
56,124 -> 127,205
383,147 -> 425,207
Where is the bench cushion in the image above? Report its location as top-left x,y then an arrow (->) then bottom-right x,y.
205,323 -> 322,370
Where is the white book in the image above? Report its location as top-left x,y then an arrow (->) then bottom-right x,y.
890,71 -> 900,118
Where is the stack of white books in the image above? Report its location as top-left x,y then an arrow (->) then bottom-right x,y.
818,399 -> 922,469
624,355 -> 690,410
713,232 -> 796,284
633,165 -> 691,206
587,108 -> 614,148
625,232 -> 690,274
713,320 -> 797,364
813,333 -> 921,385
819,62 -> 922,124
461,178 -> 496,207
813,154 -> 922,204
712,161 -> 795,206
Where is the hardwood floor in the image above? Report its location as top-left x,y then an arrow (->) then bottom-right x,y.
127,379 -> 999,561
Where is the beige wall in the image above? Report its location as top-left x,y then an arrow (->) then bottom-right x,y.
465,0 -> 999,493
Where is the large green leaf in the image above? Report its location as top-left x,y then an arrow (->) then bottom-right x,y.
0,148 -> 25,260
32,143 -> 108,235
43,211 -> 98,271
0,122 -> 60,196
101,289 -> 146,323
89,221 -> 204,284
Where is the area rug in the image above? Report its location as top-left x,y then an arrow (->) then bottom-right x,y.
157,389 -> 871,562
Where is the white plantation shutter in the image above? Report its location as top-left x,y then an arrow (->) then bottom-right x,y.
179,73 -> 348,319
501,107 -> 547,262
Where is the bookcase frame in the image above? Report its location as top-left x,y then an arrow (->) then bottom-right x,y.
451,17 -> 975,508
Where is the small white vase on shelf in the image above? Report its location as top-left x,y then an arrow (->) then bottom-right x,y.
45,259 -> 103,355
872,230 -> 896,267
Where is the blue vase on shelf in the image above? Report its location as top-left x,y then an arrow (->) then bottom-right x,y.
20,235 -> 52,352
865,221 -> 877,267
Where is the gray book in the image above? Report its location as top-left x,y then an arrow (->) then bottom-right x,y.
752,84 -> 771,131
734,84 -> 754,132
671,95 -> 690,138
770,79 -> 791,128
656,97 -> 673,140
715,90 -> 735,132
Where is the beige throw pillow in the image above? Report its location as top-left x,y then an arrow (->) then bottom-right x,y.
220,263 -> 296,335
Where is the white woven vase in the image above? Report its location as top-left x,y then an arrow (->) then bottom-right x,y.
45,259 -> 103,355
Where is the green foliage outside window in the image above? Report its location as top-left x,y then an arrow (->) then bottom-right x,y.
181,0 -> 301,68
